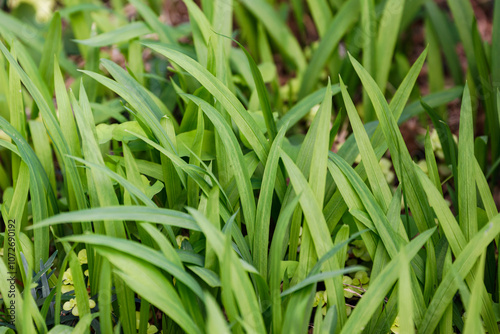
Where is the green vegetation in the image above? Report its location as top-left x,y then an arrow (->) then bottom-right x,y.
0,0 -> 499,333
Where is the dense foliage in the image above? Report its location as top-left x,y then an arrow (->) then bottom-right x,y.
0,0 -> 499,333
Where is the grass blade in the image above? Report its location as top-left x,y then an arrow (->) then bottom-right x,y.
254,125 -> 287,278
340,227 -> 436,334
457,85 -> 477,240
375,0 -> 405,93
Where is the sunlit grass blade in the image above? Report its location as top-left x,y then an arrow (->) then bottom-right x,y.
72,85 -> 137,333
98,258 -> 113,334
212,0 -> 233,56
61,234 -> 204,299
30,206 -> 199,232
186,109 -> 204,208
95,246 -> 202,334
308,80 -> 332,209
54,59 -> 86,210
184,0 -> 213,67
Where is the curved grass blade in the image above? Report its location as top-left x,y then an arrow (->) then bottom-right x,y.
97,246 -> 202,334
75,22 -> 151,47
281,266 -> 364,297
95,59 -> 177,145
128,130 -> 234,216
61,234 -> 205,299
142,42 -> 270,163
67,155 -> 155,207
29,206 -> 200,231
28,120 -> 56,192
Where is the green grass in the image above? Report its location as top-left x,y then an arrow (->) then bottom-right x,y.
0,0 -> 499,333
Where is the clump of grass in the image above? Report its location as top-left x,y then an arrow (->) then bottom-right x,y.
0,0 -> 499,333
